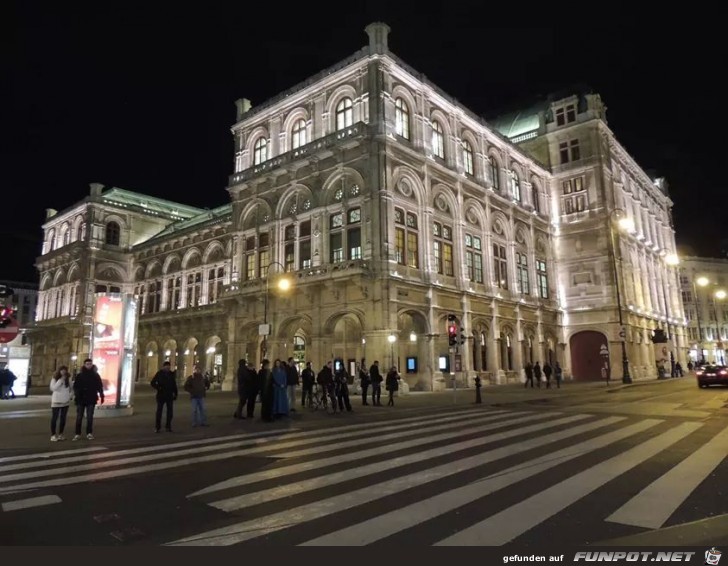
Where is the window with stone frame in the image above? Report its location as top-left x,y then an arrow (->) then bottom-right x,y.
433,221 -> 454,276
511,172 -> 522,203
559,139 -> 581,164
394,208 -> 419,269
336,97 -> 353,130
208,267 -> 225,304
516,251 -> 530,295
253,137 -> 268,165
284,224 -> 296,272
186,272 -> 202,307
244,235 -> 256,281
465,233 -> 483,283
462,140 -> 474,176
532,184 -> 540,214
168,277 -> 181,310
493,243 -> 508,289
291,119 -> 307,149
299,220 -> 312,269
536,259 -> 549,299
562,176 -> 587,215
395,98 -> 410,139
146,280 -> 162,313
105,221 -> 120,246
258,232 -> 270,278
489,157 -> 500,191
555,103 -> 576,127
431,120 -> 445,159
328,207 -> 361,263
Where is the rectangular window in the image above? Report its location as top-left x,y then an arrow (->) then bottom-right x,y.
395,227 -> 405,265
575,195 -> 586,212
516,252 -> 530,295
443,243 -> 453,276
556,107 -> 565,126
285,243 -> 295,272
574,176 -> 584,191
245,253 -> 255,280
562,179 -> 573,194
570,139 -> 581,161
566,104 -> 576,123
493,244 -> 508,289
537,259 -> 548,299
330,232 -> 343,263
434,241 -> 442,274
407,232 -> 418,268
348,227 -> 361,260
300,240 -> 311,269
465,234 -> 483,283
564,199 -> 574,214
559,142 -> 569,164
258,249 -> 270,278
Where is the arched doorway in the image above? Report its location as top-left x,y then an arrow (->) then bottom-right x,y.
182,337 -> 199,379
570,331 -> 608,381
162,339 -> 177,370
204,336 -> 222,383
144,341 -> 158,381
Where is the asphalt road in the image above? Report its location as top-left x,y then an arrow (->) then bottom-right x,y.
1,377 -> 727,546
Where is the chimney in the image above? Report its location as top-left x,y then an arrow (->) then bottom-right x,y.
235,98 -> 252,121
89,182 -> 104,196
365,22 -> 391,55
45,208 -> 58,220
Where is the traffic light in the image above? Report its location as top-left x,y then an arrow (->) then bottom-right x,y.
0,305 -> 15,328
447,314 -> 458,347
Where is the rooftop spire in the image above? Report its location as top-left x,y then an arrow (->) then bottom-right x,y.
365,22 -> 390,55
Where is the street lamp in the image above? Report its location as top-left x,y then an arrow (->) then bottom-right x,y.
694,277 -> 709,364
260,261 -> 293,360
662,253 -> 680,376
388,334 -> 397,369
608,209 -> 634,384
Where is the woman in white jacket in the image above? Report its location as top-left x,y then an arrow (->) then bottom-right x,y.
49,366 -> 72,441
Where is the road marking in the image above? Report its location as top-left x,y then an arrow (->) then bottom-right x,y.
209,412 -> 571,511
1,495 -> 62,512
193,410 -> 523,497
301,418 -> 653,545
0,447 -> 107,463
0,409 -> 497,493
435,421 -> 703,545
606,424 -> 728,529
167,413 -> 593,546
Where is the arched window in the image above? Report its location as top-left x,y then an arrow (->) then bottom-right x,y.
489,156 -> 500,191
46,229 -> 55,253
76,222 -> 85,242
432,120 -> 445,159
336,98 -> 353,130
462,140 -> 474,175
395,98 -> 410,139
105,221 -> 120,246
532,184 -> 540,214
291,119 -> 307,149
253,137 -> 268,165
511,172 -> 521,203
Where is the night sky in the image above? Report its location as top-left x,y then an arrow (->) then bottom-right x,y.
3,4 -> 722,283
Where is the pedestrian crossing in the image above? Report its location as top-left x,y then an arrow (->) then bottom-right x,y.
0,406 -> 726,546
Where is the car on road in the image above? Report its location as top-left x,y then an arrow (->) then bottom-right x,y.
696,365 -> 728,387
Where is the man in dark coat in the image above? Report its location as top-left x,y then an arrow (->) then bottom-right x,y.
300,361 -> 315,408
334,361 -> 352,412
151,361 -> 178,432
316,361 -> 336,412
258,359 -> 274,422
543,362 -> 553,388
533,361 -> 542,389
243,361 -> 259,418
359,359 -> 370,405
234,359 -> 248,419
73,358 -> 104,440
286,357 -> 300,412
524,362 -> 534,388
369,360 -> 383,406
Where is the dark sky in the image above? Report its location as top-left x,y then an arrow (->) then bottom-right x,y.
3,4 -> 723,283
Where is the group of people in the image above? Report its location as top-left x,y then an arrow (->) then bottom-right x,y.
523,361 -> 563,389
232,357 -> 404,422
49,358 -> 105,441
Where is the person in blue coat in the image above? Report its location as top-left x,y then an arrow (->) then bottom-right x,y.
271,359 -> 289,418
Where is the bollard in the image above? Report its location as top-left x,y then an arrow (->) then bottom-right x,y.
474,376 -> 482,404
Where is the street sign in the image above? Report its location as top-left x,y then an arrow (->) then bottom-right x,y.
0,319 -> 19,344
258,323 -> 271,336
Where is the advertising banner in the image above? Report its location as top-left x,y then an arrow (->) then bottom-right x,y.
91,294 -> 138,408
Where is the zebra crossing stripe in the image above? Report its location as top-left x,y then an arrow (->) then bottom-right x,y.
0,447 -> 106,463
1,495 -> 62,512
436,421 -> 703,545
301,418 -> 657,546
0,409 -> 495,493
167,413 -> 596,546
209,412 -> 580,511
193,409 -> 525,497
605,423 -> 728,529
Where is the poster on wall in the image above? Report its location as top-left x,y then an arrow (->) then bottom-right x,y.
92,294 -> 138,408
7,357 -> 29,397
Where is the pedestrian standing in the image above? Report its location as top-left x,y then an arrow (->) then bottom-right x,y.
271,359 -> 289,419
233,359 -> 247,419
259,359 -> 274,422
554,361 -> 563,388
543,362 -> 553,389
385,366 -> 400,406
286,357 -> 299,412
49,366 -> 72,441
184,364 -> 210,427
151,361 -> 178,432
0,363 -> 17,399
359,359 -> 370,405
335,361 -> 352,412
534,361 -> 542,388
301,361 -> 314,408
316,361 -> 336,412
72,358 -> 104,440
524,362 -> 534,388
369,360 -> 382,406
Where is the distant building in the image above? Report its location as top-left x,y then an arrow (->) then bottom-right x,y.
29,23 -> 686,388
678,257 -> 728,364
0,280 -> 37,395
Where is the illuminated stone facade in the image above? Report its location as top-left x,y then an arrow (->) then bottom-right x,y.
30,23 -> 685,388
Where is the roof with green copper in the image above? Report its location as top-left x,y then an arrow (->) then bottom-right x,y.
487,101 -> 548,140
100,188 -> 204,219
140,203 -> 232,245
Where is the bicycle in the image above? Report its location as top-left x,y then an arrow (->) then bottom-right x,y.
309,384 -> 335,414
